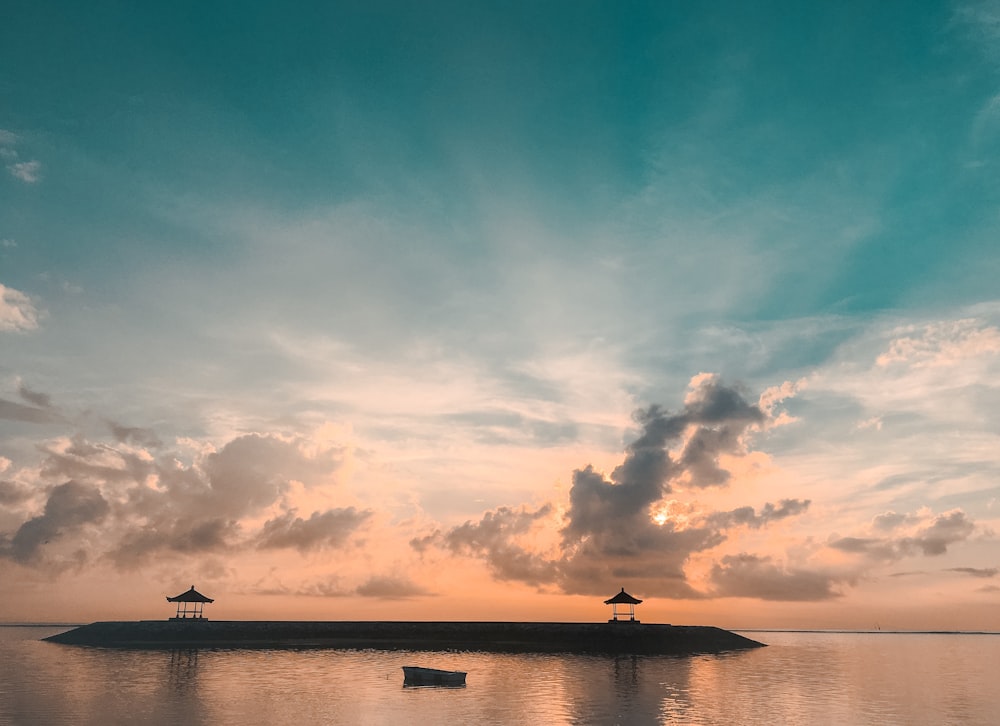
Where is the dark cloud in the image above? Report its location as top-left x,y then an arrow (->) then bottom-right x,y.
555,378 -> 767,595
415,505 -> 558,586
202,435 -> 299,517
17,383 -> 51,409
4,481 -> 109,563
108,421 -> 163,448
907,511 -> 974,556
707,499 -> 811,530
829,510 -> 976,561
355,575 -> 432,599
4,428 -> 350,573
945,567 -> 998,578
828,536 -> 899,561
108,518 -> 239,570
872,511 -> 913,531
417,378 -> 789,599
709,553 -> 846,601
0,398 -> 61,424
103,434 -> 348,567
256,507 -> 372,552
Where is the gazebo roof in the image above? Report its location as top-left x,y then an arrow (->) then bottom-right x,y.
604,587 -> 642,605
166,585 -> 214,603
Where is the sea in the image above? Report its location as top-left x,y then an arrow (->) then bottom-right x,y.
1,625 -> 998,725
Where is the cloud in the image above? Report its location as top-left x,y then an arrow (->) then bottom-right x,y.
0,399 -> 62,424
0,129 -> 16,145
355,575 -> 432,599
256,507 -> 372,552
910,510 -> 976,555
946,566 -> 998,578
199,433 -> 344,518
0,480 -> 33,506
107,421 -> 163,448
103,433 -> 348,567
708,554 -> 847,601
0,425 -> 354,574
872,511 -> 916,531
108,518 -> 239,569
706,499 -> 811,530
414,504 -> 558,586
829,509 -> 977,561
953,0 -> 1000,64
4,481 -> 109,564
875,320 -> 1000,368
418,376 -> 809,599
17,383 -> 51,409
7,160 -> 41,183
0,284 -> 40,332
554,376 -> 768,595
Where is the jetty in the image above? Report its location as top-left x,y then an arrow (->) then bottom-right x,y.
43,584 -> 765,654
44,620 -> 764,654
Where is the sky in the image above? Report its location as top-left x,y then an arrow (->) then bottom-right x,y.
1,1 -> 999,630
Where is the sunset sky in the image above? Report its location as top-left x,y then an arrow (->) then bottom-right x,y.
2,2 -> 999,630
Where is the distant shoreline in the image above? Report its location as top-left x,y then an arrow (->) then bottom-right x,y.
43,620 -> 765,655
736,629 -> 1000,635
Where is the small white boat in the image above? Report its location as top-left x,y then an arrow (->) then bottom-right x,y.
402,666 -> 467,686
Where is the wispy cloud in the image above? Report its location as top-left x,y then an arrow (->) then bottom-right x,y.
0,131 -> 41,183
7,160 -> 41,184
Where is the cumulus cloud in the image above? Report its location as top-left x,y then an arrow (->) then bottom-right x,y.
414,504 -> 558,586
256,507 -> 372,552
554,376 -> 769,595
708,553 -> 847,601
1,427 -> 358,575
3,481 -> 109,564
417,376 -> 812,599
0,283 -> 41,332
109,518 -> 240,569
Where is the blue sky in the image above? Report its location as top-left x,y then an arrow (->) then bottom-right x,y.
1,1 -> 999,627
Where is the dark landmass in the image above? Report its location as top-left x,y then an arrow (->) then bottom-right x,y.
44,620 -> 765,654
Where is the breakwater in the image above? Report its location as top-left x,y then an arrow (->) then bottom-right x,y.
44,620 -> 764,654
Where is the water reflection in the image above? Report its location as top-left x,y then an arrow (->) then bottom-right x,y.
168,649 -> 200,695
3,628 -> 999,725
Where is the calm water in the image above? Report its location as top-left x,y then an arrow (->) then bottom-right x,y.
1,626 -> 998,725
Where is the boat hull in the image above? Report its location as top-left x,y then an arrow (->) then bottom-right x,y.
402,666 -> 467,686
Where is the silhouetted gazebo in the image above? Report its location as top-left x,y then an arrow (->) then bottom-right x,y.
604,587 -> 642,623
166,585 -> 214,620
